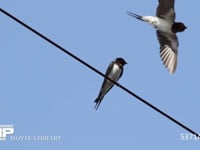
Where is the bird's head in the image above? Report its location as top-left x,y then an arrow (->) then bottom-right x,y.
172,22 -> 187,33
115,57 -> 127,66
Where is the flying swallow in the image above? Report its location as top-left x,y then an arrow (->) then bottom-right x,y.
127,0 -> 187,74
94,57 -> 127,110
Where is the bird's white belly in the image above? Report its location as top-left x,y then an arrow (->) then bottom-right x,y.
108,64 -> 121,81
157,18 -> 173,34
142,16 -> 173,34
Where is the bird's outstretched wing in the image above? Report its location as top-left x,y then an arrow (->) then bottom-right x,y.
156,0 -> 175,22
156,30 -> 178,74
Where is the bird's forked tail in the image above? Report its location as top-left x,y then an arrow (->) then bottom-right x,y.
127,11 -> 143,21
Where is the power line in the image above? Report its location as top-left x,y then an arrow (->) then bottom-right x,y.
0,8 -> 199,138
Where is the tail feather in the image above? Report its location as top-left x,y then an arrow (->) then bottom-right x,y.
127,11 -> 143,21
94,102 -> 100,110
94,97 -> 103,110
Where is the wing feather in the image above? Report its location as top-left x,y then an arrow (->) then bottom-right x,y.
157,30 -> 178,74
156,0 -> 175,22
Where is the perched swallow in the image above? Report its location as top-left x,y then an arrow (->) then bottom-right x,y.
94,58 -> 127,110
127,0 -> 187,74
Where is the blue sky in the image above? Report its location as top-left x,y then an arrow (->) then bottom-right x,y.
1,0 -> 200,149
